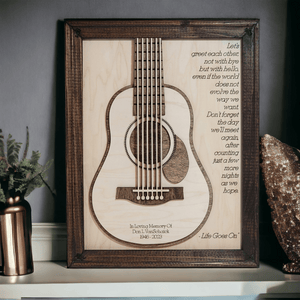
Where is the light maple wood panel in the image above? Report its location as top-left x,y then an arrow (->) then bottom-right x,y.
83,39 -> 241,250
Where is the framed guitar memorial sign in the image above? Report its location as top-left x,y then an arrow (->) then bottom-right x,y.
65,19 -> 259,268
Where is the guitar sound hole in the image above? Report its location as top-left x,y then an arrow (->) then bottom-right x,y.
129,121 -> 171,166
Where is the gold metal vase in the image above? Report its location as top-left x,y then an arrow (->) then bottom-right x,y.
0,193 -> 33,276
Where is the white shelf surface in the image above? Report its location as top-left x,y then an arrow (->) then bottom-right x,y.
1,261 -> 300,298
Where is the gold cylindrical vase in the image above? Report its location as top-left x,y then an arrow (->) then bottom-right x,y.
0,194 -> 33,276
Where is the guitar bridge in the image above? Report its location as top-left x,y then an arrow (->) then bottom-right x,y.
116,187 -> 183,205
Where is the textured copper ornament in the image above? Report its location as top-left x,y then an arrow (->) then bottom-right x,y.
261,134 -> 300,273
0,194 -> 33,276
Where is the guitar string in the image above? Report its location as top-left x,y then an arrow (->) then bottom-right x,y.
157,37 -> 160,199
136,38 -> 140,200
150,38 -> 154,200
159,38 -> 163,200
155,38 -> 159,200
145,38 -> 149,200
141,38 -> 145,200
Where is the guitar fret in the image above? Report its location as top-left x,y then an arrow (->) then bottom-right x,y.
133,37 -> 165,116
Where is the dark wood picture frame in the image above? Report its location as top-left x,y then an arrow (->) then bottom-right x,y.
65,19 -> 259,268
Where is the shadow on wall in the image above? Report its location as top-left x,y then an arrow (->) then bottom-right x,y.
259,0 -> 300,267
54,20 -> 66,222
259,167 -> 288,267
281,0 -> 300,149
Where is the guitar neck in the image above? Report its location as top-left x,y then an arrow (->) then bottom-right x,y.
133,38 -> 165,117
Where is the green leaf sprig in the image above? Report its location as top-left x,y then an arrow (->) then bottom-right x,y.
0,127 -> 53,203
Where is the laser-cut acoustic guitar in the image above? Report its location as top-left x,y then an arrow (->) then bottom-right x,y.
90,38 -> 213,247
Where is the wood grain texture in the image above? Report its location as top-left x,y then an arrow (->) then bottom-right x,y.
65,22 -> 84,267
163,135 -> 189,184
89,86 -> 212,247
65,19 -> 259,268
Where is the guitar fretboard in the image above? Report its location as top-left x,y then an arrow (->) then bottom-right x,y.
133,38 -> 165,116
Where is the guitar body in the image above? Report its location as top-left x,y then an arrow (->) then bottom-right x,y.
90,85 -> 212,247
